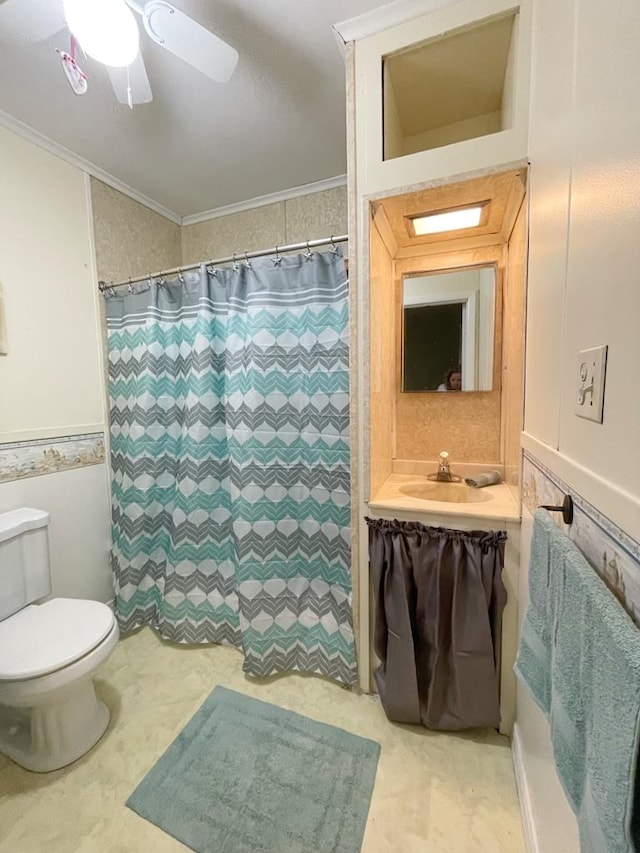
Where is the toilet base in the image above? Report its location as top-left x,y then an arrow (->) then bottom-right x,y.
0,678 -> 110,772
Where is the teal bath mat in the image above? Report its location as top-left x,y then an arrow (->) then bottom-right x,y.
126,686 -> 380,853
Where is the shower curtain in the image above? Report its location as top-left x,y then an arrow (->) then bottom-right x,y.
105,248 -> 357,686
365,518 -> 507,729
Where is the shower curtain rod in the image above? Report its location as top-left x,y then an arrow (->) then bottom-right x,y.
98,234 -> 348,292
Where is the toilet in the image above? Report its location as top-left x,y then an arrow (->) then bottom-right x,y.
0,508 -> 119,772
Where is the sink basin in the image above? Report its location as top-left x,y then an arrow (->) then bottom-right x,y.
398,482 -> 493,504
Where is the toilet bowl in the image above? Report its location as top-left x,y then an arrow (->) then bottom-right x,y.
0,599 -> 119,772
0,508 -> 119,772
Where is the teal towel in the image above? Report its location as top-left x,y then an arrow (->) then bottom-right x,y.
558,541 -> 640,852
514,511 -> 573,713
515,510 -> 640,853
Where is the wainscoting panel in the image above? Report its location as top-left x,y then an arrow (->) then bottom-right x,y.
523,449 -> 640,624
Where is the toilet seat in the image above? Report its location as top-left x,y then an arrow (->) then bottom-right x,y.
0,598 -> 115,681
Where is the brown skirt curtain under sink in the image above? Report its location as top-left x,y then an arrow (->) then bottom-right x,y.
365,518 -> 507,731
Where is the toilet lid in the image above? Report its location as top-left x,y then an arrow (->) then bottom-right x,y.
0,598 -> 116,680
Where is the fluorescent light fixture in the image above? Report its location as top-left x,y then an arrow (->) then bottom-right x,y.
64,0 -> 139,68
410,205 -> 484,236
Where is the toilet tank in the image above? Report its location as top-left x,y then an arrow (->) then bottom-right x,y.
0,508 -> 52,621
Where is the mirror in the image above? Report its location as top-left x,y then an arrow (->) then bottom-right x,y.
402,265 -> 496,392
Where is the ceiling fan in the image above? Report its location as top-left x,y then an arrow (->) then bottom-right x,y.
0,0 -> 239,106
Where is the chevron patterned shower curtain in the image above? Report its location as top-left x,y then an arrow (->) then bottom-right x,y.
105,249 -> 357,685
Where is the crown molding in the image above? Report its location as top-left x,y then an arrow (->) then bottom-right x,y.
182,174 -> 348,227
333,0 -> 461,44
0,109 -> 182,225
0,111 -> 347,228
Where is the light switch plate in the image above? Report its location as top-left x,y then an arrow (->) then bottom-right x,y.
575,345 -> 607,423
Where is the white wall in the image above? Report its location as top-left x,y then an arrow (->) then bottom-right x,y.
517,0 -> 640,848
554,0 -> 640,500
0,467 -> 112,603
524,0 -> 640,520
0,126 -> 111,602
0,126 -> 105,442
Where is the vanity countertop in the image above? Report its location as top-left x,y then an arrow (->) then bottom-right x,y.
368,473 -> 521,523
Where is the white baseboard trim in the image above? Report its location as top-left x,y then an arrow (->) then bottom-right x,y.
512,723 -> 540,853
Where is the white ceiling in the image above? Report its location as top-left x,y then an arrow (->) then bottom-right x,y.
0,0 -> 388,219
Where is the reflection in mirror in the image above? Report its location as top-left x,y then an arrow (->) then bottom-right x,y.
402,265 -> 496,392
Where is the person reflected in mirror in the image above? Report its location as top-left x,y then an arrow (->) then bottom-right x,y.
437,366 -> 462,392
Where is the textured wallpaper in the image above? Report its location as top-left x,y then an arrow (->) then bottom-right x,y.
90,178 -> 181,284
394,248 -> 505,464
369,220 -> 395,496
181,187 -> 348,265
502,203 -> 527,495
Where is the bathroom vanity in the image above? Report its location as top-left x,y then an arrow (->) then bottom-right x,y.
339,0 -> 530,721
368,471 -> 521,735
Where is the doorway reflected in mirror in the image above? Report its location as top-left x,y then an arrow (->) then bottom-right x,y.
402,265 -> 496,392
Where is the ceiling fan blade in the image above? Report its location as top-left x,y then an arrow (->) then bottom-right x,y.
0,0 -> 65,42
107,52 -> 153,106
142,1 -> 238,83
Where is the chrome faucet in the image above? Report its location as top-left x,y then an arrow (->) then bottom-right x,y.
429,451 -> 461,483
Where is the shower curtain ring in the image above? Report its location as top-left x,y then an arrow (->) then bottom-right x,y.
127,277 -> 133,294
273,245 -> 282,266
244,251 -> 251,269
232,253 -> 239,271
178,268 -> 184,284
108,283 -> 116,298
330,235 -> 338,254
305,240 -> 313,259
